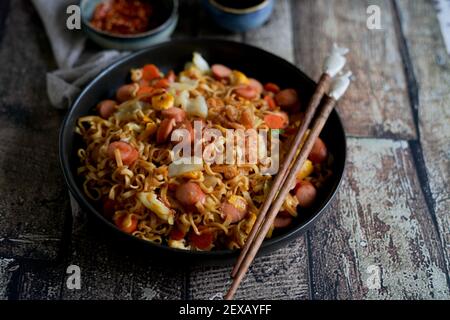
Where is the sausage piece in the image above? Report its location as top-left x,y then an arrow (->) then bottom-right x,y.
248,78 -> 263,94
221,197 -> 248,223
116,84 -> 136,102
295,181 -> 317,208
107,141 -> 139,166
97,100 -> 117,119
161,107 -> 187,123
211,64 -> 232,80
175,182 -> 206,206
275,88 -> 299,108
235,85 -> 258,100
156,118 -> 176,144
264,82 -> 280,93
308,137 -> 328,164
274,215 -> 293,228
114,214 -> 138,234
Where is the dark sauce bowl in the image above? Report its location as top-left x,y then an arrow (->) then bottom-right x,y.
59,39 -> 346,264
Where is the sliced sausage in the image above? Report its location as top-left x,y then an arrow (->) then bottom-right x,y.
114,214 -> 138,234
107,141 -> 139,166
295,181 -> 317,208
274,215 -> 293,228
97,100 -> 117,119
174,119 -> 194,143
235,85 -> 258,100
211,64 -> 232,80
161,107 -> 187,123
156,118 -> 176,144
264,82 -> 280,93
116,84 -> 136,102
221,199 -> 247,224
275,88 -> 299,108
175,182 -> 206,206
308,137 -> 328,164
248,78 -> 263,94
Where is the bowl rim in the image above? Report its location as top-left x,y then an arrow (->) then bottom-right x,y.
80,0 -> 179,40
59,38 -> 347,258
208,0 -> 272,14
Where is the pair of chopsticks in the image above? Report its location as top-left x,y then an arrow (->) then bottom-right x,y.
225,45 -> 352,300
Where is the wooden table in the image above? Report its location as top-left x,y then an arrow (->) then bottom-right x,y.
0,0 -> 449,300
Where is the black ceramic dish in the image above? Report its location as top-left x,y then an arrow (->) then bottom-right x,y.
59,39 -> 346,263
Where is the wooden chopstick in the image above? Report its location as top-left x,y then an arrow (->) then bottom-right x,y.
225,94 -> 339,300
230,73 -> 332,278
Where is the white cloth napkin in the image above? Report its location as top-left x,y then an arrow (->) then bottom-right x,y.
31,0 -> 132,224
31,0 -> 129,109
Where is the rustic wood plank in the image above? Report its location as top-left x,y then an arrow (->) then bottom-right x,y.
0,0 -> 68,260
292,0 -> 416,140
244,0 -> 294,62
16,261 -> 64,300
188,237 -> 310,300
308,138 -> 449,299
16,221 -> 186,299
56,203 -> 185,300
0,258 -> 19,299
0,0 -> 10,46
395,0 -> 450,281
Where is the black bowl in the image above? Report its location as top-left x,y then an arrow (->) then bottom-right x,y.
59,39 -> 346,263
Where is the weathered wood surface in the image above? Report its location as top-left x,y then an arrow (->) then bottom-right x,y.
0,258 -> 18,299
308,138 -> 449,299
395,0 -> 450,280
0,0 -> 449,300
188,237 -> 310,300
0,0 -> 69,260
16,200 -> 186,300
244,0 -> 294,62
292,0 -> 417,140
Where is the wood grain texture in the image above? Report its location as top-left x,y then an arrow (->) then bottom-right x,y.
188,237 -> 310,300
0,0 -> 10,45
308,138 -> 449,299
244,0 -> 294,62
57,202 -> 185,300
17,261 -> 65,300
395,0 -> 450,280
292,0 -> 416,140
0,0 -> 68,260
0,258 -> 19,299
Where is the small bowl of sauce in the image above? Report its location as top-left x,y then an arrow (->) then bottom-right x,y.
81,0 -> 179,50
203,0 -> 274,32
